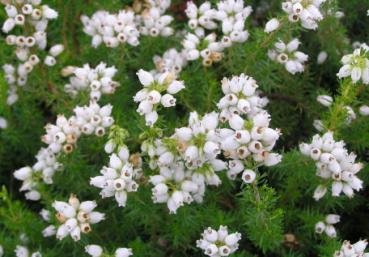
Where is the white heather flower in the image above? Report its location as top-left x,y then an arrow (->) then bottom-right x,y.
115,248 -> 133,257
281,0 -> 326,30
315,214 -> 340,238
85,245 -> 103,257
217,73 -> 268,122
264,18 -> 280,33
63,63 -> 120,101
153,48 -> 188,76
268,38 -> 308,74
149,162 -> 199,214
317,95 -> 333,107
42,225 -> 56,237
0,245 -> 3,257
334,240 -> 369,257
15,246 -> 29,257
74,102 -> 114,137
146,112 -> 226,213
185,2 -> 218,30
344,106 -> 356,124
300,131 -> 364,200
241,169 -> 256,183
313,119 -> 324,132
90,147 -> 141,207
359,105 -> 369,116
50,195 -> 105,241
317,51 -> 328,64
197,226 -> 241,256
13,166 -> 44,201
337,44 -> 369,84
216,0 -> 251,46
0,117 -> 8,129
81,10 -> 140,48
138,7 -> 174,37
182,31 -> 224,66
134,69 -> 185,126
42,114 -> 80,154
220,110 -> 281,177
14,245 -> 41,257
2,1 -> 62,105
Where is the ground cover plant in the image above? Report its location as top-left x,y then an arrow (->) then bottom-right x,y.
0,0 -> 369,256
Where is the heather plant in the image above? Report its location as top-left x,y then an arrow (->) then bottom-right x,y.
1,0 -> 369,257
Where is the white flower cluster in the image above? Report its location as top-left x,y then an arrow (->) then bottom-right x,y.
183,0 -> 252,66
153,48 -> 187,76
14,101 -> 114,200
315,214 -> 340,238
149,161 -> 204,214
337,43 -> 369,85
217,74 -> 282,180
141,74 -> 281,213
145,111 -> 226,213
90,146 -> 142,207
46,195 -> 105,241
41,114 -> 81,154
268,38 -> 308,74
196,226 -> 241,257
13,148 -> 62,202
85,245 -> 132,257
134,69 -> 185,126
138,4 -> 174,37
74,101 -> 114,137
63,63 -> 120,101
81,10 -> 139,48
334,240 -> 369,257
219,111 -> 282,179
300,131 -> 363,200
14,245 -> 41,257
281,0 -> 326,30
2,0 -> 63,105
81,0 -> 173,48
217,73 -> 269,122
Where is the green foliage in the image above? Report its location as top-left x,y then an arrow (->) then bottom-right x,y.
238,184 -> 284,253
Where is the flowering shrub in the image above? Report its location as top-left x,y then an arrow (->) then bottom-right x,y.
0,0 -> 369,257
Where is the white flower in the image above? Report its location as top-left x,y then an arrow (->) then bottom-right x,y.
264,18 -> 280,33
182,31 -> 224,65
359,105 -> 369,116
42,225 -> 56,237
317,51 -> 328,64
15,246 -> 29,257
153,48 -> 188,76
2,1 -> 62,105
85,245 -> 103,257
64,63 -> 119,101
50,195 -> 105,241
337,44 -> 369,84
268,38 -> 308,74
115,248 -> 133,257
197,226 -> 241,256
317,95 -> 333,107
138,7 -> 174,37
90,147 -> 141,207
300,131 -> 364,200
281,0 -> 326,30
81,10 -> 140,48
315,214 -> 340,238
334,240 -> 369,257
134,70 -> 185,126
